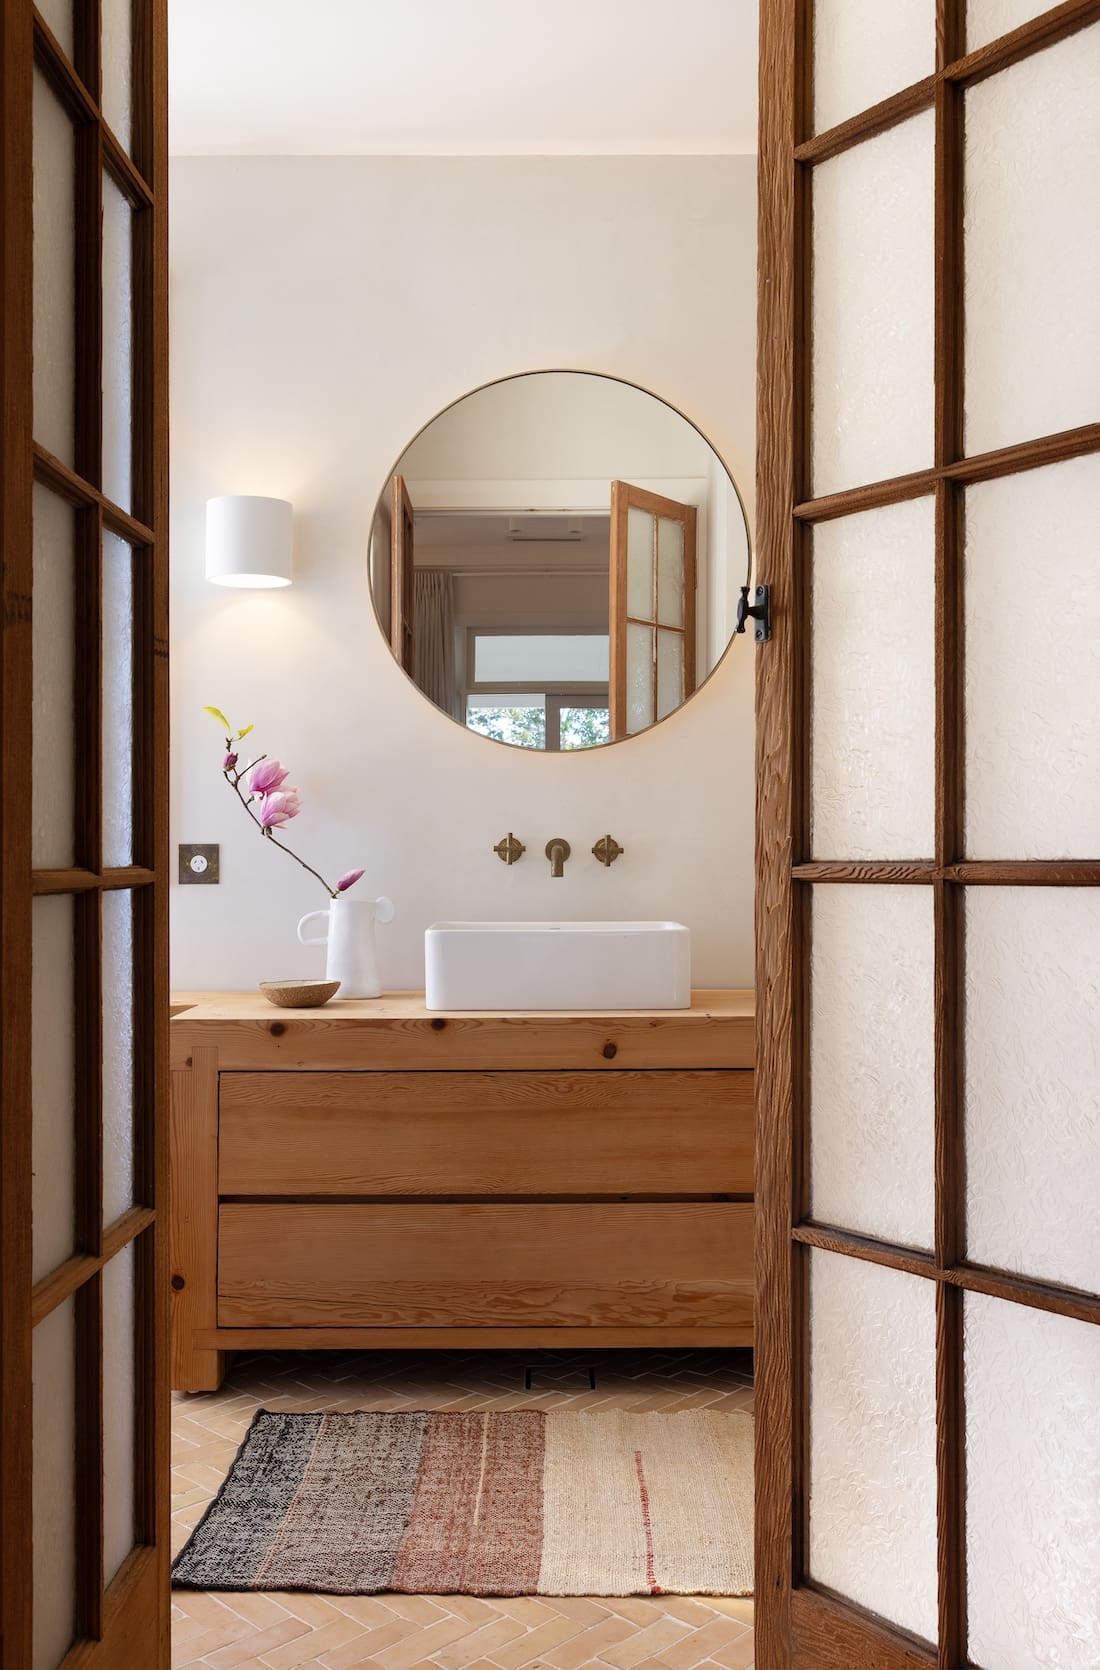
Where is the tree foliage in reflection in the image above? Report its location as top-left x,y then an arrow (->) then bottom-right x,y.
466,706 -> 546,749
466,705 -> 610,750
559,707 -> 610,750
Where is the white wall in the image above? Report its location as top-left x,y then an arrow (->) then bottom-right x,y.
169,156 -> 757,991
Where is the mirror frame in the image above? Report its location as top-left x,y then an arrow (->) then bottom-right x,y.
368,367 -> 754,753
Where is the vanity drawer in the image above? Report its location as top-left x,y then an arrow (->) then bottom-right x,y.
217,1201 -> 753,1330
218,1069 -> 753,1196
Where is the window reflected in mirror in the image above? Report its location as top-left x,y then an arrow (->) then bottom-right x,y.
369,372 -> 750,751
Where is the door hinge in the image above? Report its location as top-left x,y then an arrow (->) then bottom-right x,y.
735,584 -> 771,642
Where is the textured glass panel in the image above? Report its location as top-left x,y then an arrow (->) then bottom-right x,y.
626,506 -> 655,620
32,897 -> 75,1283
811,496 -> 935,859
809,1249 -> 938,1642
103,890 -> 135,1226
36,0 -> 73,54
965,457 -> 1100,858
33,70 -> 76,466
812,110 -> 934,495
103,534 -> 136,866
32,485 -> 76,869
102,0 -> 133,152
813,0 -> 935,133
965,888 -> 1100,1293
967,0 -> 1057,52
626,622 -> 654,733
656,517 -> 684,628
964,25 -> 1100,454
656,630 -> 684,722
966,1294 -> 1100,1670
103,1243 -> 138,1583
33,1298 -> 77,1670
811,885 -> 935,1249
102,173 -> 133,512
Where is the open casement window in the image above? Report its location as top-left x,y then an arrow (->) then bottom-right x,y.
464,628 -> 610,751
390,474 -> 416,674
755,3 -> 1100,1668
608,481 -> 696,739
1,0 -> 171,1665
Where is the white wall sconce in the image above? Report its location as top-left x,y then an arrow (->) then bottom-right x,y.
206,495 -> 293,588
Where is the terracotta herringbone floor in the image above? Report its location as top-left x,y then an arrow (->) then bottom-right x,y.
172,1348 -> 755,1670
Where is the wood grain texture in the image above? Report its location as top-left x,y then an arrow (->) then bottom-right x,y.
791,1589 -> 936,1669
32,439 -> 155,542
197,1323 -> 754,1350
948,0 -> 1100,85
792,420 -> 1100,527
170,1052 -> 225,1392
754,1 -> 805,1665
61,1545 -> 161,1670
218,1068 -> 754,1197
168,988 -> 756,1071
0,0 -> 35,1658
217,1201 -> 753,1330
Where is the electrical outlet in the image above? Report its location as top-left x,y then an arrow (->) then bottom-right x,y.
179,843 -> 220,884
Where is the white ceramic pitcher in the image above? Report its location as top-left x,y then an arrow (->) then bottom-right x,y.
297,894 -> 395,999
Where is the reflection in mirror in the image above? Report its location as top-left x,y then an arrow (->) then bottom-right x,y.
369,372 -> 750,751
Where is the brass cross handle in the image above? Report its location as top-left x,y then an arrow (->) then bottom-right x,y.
592,834 -> 624,867
493,832 -> 525,865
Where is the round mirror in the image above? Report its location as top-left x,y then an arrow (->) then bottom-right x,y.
369,371 -> 750,751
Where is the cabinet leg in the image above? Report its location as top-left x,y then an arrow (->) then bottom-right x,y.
173,1347 -> 229,1394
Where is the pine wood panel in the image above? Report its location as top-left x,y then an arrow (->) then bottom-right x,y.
196,1323 -> 754,1350
217,1201 -> 753,1330
218,1068 -> 754,1197
169,988 -> 755,1070
169,1051 -> 225,1392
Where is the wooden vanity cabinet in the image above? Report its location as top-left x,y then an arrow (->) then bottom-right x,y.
169,991 -> 755,1391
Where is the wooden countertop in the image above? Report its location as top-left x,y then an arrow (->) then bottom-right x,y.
169,989 -> 755,1072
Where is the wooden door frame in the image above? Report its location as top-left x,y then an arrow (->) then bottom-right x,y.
1,1 -> 171,1663
754,2 -> 1100,1667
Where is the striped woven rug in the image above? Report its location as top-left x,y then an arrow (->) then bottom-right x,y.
172,1408 -> 754,1597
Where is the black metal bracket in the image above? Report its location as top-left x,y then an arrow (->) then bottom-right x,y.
735,583 -> 771,642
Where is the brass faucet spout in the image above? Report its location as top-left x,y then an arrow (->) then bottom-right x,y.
545,838 -> 571,878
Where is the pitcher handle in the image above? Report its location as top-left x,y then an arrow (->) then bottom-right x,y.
373,896 -> 395,925
297,909 -> 331,946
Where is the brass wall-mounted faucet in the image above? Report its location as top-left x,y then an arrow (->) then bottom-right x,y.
545,837 -> 571,878
592,834 -> 624,867
493,832 -> 525,865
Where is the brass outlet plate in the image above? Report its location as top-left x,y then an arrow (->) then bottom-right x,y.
179,843 -> 220,884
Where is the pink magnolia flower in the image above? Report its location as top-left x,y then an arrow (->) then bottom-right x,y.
258,788 -> 301,829
223,751 -> 238,771
248,758 -> 290,796
335,868 -> 365,893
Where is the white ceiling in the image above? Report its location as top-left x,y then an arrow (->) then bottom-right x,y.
169,0 -> 758,157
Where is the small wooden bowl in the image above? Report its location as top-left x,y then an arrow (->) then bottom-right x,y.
259,978 -> 341,1009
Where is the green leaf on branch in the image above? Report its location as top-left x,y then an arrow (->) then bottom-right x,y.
237,723 -> 254,739
203,705 -> 231,730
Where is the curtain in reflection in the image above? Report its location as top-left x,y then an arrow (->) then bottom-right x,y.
413,569 -> 458,719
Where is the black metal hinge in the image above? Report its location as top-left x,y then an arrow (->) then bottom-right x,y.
735,583 -> 771,642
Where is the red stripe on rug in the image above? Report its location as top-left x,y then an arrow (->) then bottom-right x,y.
634,1449 -> 663,1595
392,1410 -> 545,1595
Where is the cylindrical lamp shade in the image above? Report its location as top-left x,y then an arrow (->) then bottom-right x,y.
206,495 -> 293,588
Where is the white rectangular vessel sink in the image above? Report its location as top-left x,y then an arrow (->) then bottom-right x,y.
424,920 -> 691,1012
